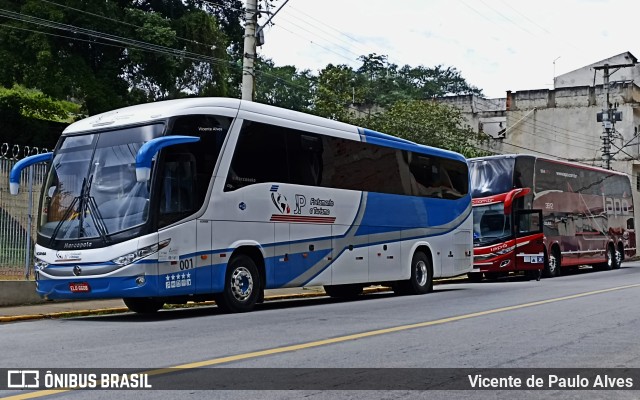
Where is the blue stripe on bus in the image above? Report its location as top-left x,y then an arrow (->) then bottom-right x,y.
266,249 -> 332,288
355,192 -> 470,235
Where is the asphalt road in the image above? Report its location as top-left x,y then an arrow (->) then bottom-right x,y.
3,262 -> 640,399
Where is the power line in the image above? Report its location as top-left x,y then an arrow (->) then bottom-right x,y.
272,16 -> 363,61
475,0 -> 535,36
473,105 -> 603,147
264,22 -> 359,66
0,8 -> 231,66
37,0 -> 210,48
283,4 -> 371,55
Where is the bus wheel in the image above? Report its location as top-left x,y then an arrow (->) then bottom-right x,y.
395,251 -> 433,295
603,245 -> 616,271
543,248 -> 560,278
467,272 -> 483,283
215,254 -> 261,313
123,298 -> 164,314
613,246 -> 623,270
323,284 -> 363,298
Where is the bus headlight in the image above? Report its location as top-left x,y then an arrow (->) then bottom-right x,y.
112,239 -> 171,266
35,259 -> 49,270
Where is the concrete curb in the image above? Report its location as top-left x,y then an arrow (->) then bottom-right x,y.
0,286 -> 393,323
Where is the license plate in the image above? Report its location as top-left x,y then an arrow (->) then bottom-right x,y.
69,282 -> 91,293
524,256 -> 544,264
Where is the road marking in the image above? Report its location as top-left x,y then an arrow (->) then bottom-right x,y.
4,282 -> 640,399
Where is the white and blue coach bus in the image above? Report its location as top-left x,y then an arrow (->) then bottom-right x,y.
10,98 -> 472,313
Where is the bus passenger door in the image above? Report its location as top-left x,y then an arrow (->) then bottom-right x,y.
158,221 -> 197,296
196,220 -> 212,294
515,209 -> 544,270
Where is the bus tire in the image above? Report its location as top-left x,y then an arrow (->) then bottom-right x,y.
323,284 -> 363,298
215,254 -> 261,313
467,272 -> 483,283
543,248 -> 560,278
613,245 -> 623,270
395,251 -> 433,295
602,245 -> 616,271
123,298 -> 164,314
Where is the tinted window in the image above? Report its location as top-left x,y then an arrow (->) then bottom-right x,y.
225,121 -> 287,191
225,120 -> 468,199
535,159 -> 632,197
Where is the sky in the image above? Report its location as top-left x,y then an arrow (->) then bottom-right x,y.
257,0 -> 638,99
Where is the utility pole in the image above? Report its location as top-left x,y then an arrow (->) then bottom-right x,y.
594,62 -> 635,169
241,0 -> 258,101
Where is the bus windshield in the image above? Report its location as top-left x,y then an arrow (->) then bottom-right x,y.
473,203 -> 512,245
469,157 -> 515,197
39,124 -> 164,240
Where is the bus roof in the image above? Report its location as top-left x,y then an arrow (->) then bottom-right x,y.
63,97 -> 465,162
469,153 -> 628,176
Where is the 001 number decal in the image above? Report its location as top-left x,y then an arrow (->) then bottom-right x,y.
179,258 -> 194,270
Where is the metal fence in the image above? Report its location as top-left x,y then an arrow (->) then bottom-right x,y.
0,143 -> 49,278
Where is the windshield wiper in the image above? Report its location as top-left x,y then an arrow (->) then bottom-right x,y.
48,195 -> 79,246
78,174 -> 110,243
48,175 -> 110,245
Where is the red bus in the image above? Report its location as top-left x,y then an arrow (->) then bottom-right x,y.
468,154 -> 635,281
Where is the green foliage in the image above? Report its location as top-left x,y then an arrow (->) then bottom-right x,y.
351,100 -> 490,158
0,85 -> 70,147
313,64 -> 359,121
0,85 -> 77,122
0,0 -> 241,115
254,59 -> 314,112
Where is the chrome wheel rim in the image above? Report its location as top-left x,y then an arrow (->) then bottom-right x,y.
549,255 -> 557,274
615,249 -> 622,266
415,260 -> 428,286
230,266 -> 253,301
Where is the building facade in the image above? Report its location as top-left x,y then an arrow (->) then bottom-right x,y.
440,51 -> 640,251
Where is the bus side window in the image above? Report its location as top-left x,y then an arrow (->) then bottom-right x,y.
288,133 -> 323,186
225,122 -> 288,191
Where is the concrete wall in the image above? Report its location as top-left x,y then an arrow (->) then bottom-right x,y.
438,95 -> 507,139
0,280 -> 45,306
555,52 -> 639,89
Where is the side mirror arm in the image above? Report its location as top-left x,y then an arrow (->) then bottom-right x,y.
135,136 -> 200,182
9,152 -> 53,195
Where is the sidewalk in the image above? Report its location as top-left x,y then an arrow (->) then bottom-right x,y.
0,286 -> 392,323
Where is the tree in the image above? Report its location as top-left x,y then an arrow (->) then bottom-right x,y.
254,58 -> 314,112
311,53 -> 483,121
0,0 -> 242,115
396,64 -> 483,99
313,64 -> 358,120
352,100 -> 489,158
0,85 -> 79,146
